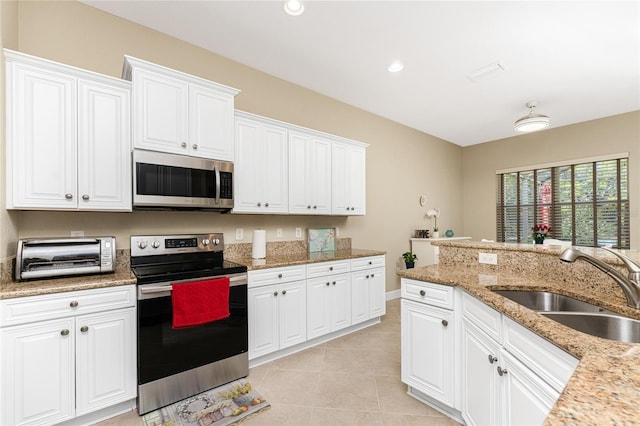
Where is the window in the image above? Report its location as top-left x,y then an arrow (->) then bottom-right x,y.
496,157 -> 629,248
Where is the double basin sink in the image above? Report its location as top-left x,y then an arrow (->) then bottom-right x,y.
493,290 -> 640,344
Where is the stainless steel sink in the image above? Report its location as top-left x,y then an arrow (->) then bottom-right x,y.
492,290 -> 611,313
541,312 -> 640,344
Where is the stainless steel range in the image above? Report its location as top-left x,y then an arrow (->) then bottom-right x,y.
130,233 -> 248,415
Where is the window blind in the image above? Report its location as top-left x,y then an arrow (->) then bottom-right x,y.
496,157 -> 629,248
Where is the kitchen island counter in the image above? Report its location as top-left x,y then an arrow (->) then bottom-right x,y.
397,242 -> 640,425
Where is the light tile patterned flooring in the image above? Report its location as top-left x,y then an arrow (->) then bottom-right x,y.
98,299 -> 458,426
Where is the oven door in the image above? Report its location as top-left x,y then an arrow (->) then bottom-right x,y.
137,273 -> 247,385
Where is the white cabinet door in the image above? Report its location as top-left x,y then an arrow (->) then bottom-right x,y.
248,286 -> 280,359
306,277 -> 332,339
332,141 -> 366,215
401,299 -> 455,407
288,130 -> 332,214
234,115 -> 288,213
7,62 -> 77,209
329,273 -> 351,332
368,267 -> 386,318
77,79 -> 131,211
350,271 -> 370,325
189,84 -> 234,161
75,308 -> 136,416
461,320 -> 502,426
501,350 -> 559,426
132,67 -> 189,155
1,318 -> 75,426
278,281 -> 307,349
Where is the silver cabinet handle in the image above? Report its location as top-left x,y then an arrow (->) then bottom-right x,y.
351,207 -> 355,211
371,273 -> 375,278
273,291 -> 278,297
366,275 -> 370,279
80,326 -> 89,333
192,144 -> 198,150
60,329 -> 69,336
282,290 -> 287,295
181,142 -> 187,148
326,282 -> 330,286
278,273 -> 283,278
257,202 -> 261,207
65,193 -> 73,200
313,205 -> 317,209
419,290 -> 426,296
488,355 -> 498,364
329,266 -> 333,271
70,301 -> 79,308
265,203 -> 269,207
497,366 -> 508,376
82,194 -> 89,201
307,205 -> 311,209
332,281 -> 336,285
369,261 -> 372,265
441,319 -> 448,326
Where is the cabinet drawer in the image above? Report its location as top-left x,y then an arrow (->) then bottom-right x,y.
351,255 -> 385,271
306,260 -> 350,278
462,292 -> 502,342
502,316 -> 578,393
248,265 -> 306,288
0,285 -> 136,327
401,278 -> 454,310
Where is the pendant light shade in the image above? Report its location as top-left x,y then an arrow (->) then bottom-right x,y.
514,101 -> 550,132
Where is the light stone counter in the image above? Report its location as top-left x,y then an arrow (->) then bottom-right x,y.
229,248 -> 386,271
397,240 -> 640,425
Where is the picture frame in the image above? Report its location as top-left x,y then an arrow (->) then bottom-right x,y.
308,228 -> 336,252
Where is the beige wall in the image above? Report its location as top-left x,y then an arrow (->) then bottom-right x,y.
2,1 -> 464,293
462,111 -> 640,248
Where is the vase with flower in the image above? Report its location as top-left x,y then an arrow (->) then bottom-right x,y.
426,208 -> 440,238
532,224 -> 552,244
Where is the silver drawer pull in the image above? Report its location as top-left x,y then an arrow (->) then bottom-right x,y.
488,355 -> 498,364
60,329 -> 69,336
282,290 -> 287,295
70,301 -> 79,308
419,290 -> 426,296
80,326 -> 89,333
441,319 -> 448,326
65,193 -> 73,200
497,366 -> 508,376
273,291 -> 278,297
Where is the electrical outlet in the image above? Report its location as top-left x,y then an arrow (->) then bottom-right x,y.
235,228 -> 244,241
479,252 -> 498,265
336,227 -> 340,237
70,230 -> 84,237
276,228 -> 283,238
295,227 -> 302,238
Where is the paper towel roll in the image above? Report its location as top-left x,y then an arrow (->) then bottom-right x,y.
252,230 -> 266,259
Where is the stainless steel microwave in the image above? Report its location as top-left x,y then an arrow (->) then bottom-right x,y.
132,150 -> 234,211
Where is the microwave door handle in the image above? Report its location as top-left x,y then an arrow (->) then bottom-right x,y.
214,166 -> 221,205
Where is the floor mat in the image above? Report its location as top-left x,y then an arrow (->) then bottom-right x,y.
142,379 -> 270,426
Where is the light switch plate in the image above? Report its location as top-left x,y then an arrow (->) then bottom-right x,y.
295,227 -> 302,238
276,228 -> 283,238
235,228 -> 244,241
479,252 -> 498,265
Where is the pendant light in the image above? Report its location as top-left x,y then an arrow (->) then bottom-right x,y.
514,101 -> 550,132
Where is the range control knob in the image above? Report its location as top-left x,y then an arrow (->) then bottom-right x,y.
151,240 -> 161,249
212,238 -> 221,245
202,239 -> 211,246
137,240 -> 147,250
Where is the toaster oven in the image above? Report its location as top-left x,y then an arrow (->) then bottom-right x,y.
16,237 -> 116,281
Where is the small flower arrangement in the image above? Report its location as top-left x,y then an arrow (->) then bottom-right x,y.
426,208 -> 441,231
532,224 -> 553,239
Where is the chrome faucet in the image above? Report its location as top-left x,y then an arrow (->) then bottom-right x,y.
559,247 -> 640,309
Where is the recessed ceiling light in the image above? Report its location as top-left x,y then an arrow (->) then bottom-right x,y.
388,61 -> 404,73
284,0 -> 304,16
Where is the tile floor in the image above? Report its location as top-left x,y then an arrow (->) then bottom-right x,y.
97,299 -> 459,426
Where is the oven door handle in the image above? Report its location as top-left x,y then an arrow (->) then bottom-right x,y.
138,274 -> 248,297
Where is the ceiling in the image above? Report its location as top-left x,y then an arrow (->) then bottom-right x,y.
82,1 -> 640,147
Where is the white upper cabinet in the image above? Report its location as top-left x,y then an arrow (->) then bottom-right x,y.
5,49 -> 131,211
123,55 -> 239,161
288,130 -> 332,215
233,112 -> 288,213
332,141 -> 366,215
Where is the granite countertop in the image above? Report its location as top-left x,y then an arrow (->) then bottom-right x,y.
0,248 -> 385,300
229,248 -> 386,271
397,264 -> 640,425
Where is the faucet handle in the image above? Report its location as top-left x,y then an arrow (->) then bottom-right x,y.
601,246 -> 640,281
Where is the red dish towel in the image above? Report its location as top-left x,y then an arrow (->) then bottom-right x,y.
172,277 -> 230,329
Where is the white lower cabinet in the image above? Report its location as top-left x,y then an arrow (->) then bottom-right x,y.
248,266 -> 307,359
249,256 -> 386,363
461,292 -> 579,426
0,286 -> 136,426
